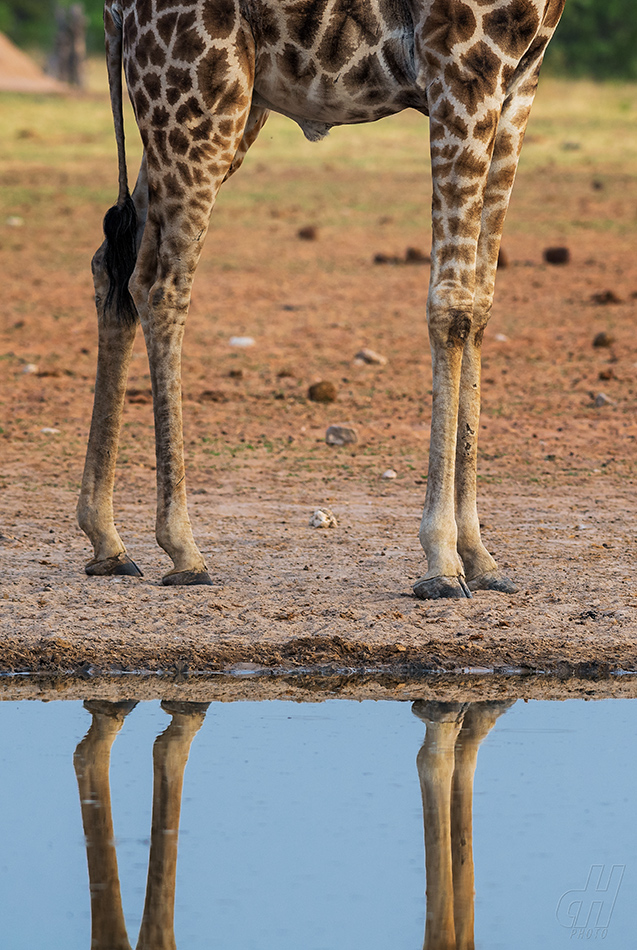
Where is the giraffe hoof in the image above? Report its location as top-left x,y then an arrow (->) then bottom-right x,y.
83,700 -> 139,718
85,552 -> 143,577
161,569 -> 214,586
467,570 -> 518,593
412,575 -> 473,600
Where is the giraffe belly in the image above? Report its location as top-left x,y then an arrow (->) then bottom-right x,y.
249,0 -> 423,137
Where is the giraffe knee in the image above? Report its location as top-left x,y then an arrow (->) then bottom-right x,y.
428,307 -> 473,348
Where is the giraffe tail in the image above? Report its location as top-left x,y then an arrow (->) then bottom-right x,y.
103,0 -> 138,325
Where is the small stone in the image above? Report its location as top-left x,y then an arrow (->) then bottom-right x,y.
41,427 -> 60,434
326,424 -> 357,446
543,246 -> 570,265
373,252 -> 402,265
494,332 -> 509,342
298,225 -> 318,240
594,393 -> 613,407
598,368 -> 615,381
308,380 -> 337,403
405,246 -> 430,264
382,469 -> 397,479
309,508 -> 337,528
198,390 -> 228,403
22,363 -> 38,374
229,336 -> 255,347
593,331 -> 615,347
6,216 -> 23,228
497,247 -> 508,268
228,368 -> 243,379
591,290 -> 622,305
354,347 -> 387,366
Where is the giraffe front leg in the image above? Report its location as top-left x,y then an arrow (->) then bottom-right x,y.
454,324 -> 516,593
455,60 -> 544,595
415,305 -> 473,600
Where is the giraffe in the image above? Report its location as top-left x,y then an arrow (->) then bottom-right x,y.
74,698 -> 209,950
76,0 -> 566,596
413,699 -> 513,949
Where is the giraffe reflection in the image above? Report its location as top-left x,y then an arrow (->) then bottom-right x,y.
413,700 -> 513,950
73,700 -> 209,950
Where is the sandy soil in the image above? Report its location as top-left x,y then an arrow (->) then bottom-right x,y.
1,92 -> 636,679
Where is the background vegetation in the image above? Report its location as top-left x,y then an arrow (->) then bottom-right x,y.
0,0 -> 636,79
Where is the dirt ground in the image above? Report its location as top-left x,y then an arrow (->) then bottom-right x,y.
1,80 -> 637,678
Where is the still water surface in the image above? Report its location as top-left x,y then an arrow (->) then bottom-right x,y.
0,696 -> 634,949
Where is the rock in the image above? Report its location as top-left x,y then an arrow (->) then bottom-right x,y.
494,332 -> 509,342
405,246 -> 430,264
543,246 -> 570,265
497,247 -> 508,268
6,216 -> 23,227
354,347 -> 387,366
598,368 -> 615,381
228,368 -> 243,379
308,380 -> 337,403
591,290 -> 622,305
21,363 -> 38,374
40,427 -> 60,434
228,336 -> 255,347
373,252 -> 402,265
297,225 -> 318,240
198,389 -> 228,403
325,424 -> 357,446
594,393 -> 613,407
309,508 -> 337,528
382,469 -> 397,479
593,331 -> 615,347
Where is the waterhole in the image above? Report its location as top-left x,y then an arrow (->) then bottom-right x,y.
0,695 -> 634,948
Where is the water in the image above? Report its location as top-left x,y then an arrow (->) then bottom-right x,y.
0,696 -> 634,949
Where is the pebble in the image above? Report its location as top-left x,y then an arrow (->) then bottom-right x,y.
308,380 -> 337,403
354,347 -> 387,366
325,424 -> 357,446
6,216 -> 24,227
228,336 -> 255,347
22,363 -> 38,374
309,508 -> 337,528
591,291 -> 622,306
494,333 -> 509,342
41,427 -> 60,434
382,469 -> 397,479
543,246 -> 570,265
594,393 -> 613,407
593,331 -> 615,348
404,246 -> 430,264
297,225 -> 318,240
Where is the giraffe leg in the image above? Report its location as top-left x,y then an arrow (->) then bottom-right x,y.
414,103 -> 501,600
454,60 -> 546,594
137,702 -> 209,950
128,28 -> 256,585
77,162 -> 149,577
74,700 -> 138,950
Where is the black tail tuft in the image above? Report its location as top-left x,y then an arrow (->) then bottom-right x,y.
103,191 -> 138,324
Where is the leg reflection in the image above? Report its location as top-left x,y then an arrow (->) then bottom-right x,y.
137,702 -> 209,950
74,700 -> 138,950
74,700 -> 209,950
413,701 -> 513,950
